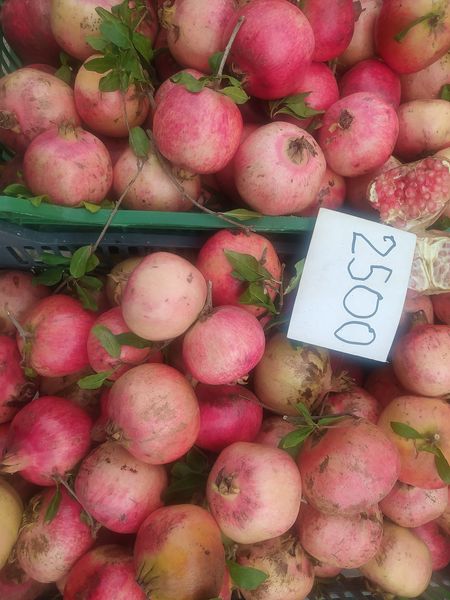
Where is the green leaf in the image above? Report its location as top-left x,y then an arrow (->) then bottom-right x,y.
75,284 -> 98,312
70,246 -> 93,278
170,72 -> 207,93
390,421 -> 426,440
129,126 -> 149,159
87,35 -> 110,52
226,560 -> 268,591
39,253 -> 71,266
433,216 -> 450,231
163,473 -> 207,503
44,486 -> 62,524
95,6 -> 121,23
83,201 -> 102,213
78,371 -> 113,390
100,20 -> 131,49
132,31 -> 153,62
284,259 -> 305,295
55,65 -> 72,85
295,402 -> 315,428
84,56 -> 117,74
185,447 -> 209,472
440,84 -> 450,102
394,12 -> 437,42
209,51 -> 224,75
79,275 -> 103,291
29,195 -> 48,207
270,93 -> 324,120
224,250 -> 273,283
3,183 -> 33,197
280,426 -> 314,449
32,267 -> 65,286
434,447 -> 450,484
93,324 -> 121,358
86,254 -> 100,273
239,281 -> 277,314
317,415 -> 349,426
99,71 -> 122,92
220,86 -> 250,104
114,332 -> 152,349
222,209 -> 263,221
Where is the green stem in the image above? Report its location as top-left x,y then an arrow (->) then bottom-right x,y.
395,12 -> 438,42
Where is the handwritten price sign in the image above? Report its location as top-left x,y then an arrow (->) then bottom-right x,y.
287,209 -> 417,362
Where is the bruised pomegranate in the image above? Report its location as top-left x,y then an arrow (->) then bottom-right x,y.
325,387 -> 380,423
380,481 -> 448,528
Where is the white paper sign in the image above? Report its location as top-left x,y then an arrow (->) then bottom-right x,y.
287,209 -> 417,362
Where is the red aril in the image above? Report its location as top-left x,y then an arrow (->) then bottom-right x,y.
0,336 -> 34,424
23,125 -> 112,207
364,364 -> 409,409
318,92 -> 399,177
325,387 -> 380,423
412,521 -> 450,571
222,0 -> 315,100
339,59 -> 401,107
234,122 -> 326,215
380,481 -> 448,528
195,384 -> 263,453
432,293 -> 450,325
395,100 -> 450,160
339,0 -> 382,68
300,167 -> 346,216
346,155 -> 401,213
182,305 -> 265,385
400,53 -> 450,101
1,396 -> 92,486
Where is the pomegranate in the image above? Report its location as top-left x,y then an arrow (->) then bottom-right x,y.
378,395 -> 450,489
236,534 -> 314,600
182,305 -> 265,385
134,504 -> 225,600
253,333 -> 332,416
301,0 -> 355,62
395,100 -> 450,160
0,477 -> 22,570
195,384 -> 263,453
392,324 -> 450,396
23,125 -> 113,207
17,295 -> 96,378
154,28 -> 182,82
0,68 -> 80,153
364,364 -> 409,409
413,521 -> 450,571
64,545 -> 146,600
300,167 -> 346,216
74,57 -> 150,138
105,257 -> 143,306
234,122 -> 326,215
1,0 -> 60,65
207,441 -> 302,543
16,488 -> 95,583
360,522 -> 432,597
0,336 -> 34,424
105,363 -> 200,464
325,387 -> 380,423
318,92 -> 399,177
39,370 -> 102,418
298,419 -> 400,515
398,289 -> 434,335
196,229 -> 282,316
152,77 -> 243,174
0,424 -> 8,457
400,53 -> 450,101
437,488 -> 450,535
0,562 -> 49,600
222,0 -> 314,100
75,442 -> 167,533
99,135 -> 129,166
339,0 -> 382,68
255,416 -> 297,449
1,396 -> 92,486
432,292 -> 450,325
297,503 -> 383,568
346,155 -> 401,213
121,252 -> 207,341
380,481 -> 448,528
113,145 -> 201,211
329,351 -> 365,385
161,0 -> 236,72
375,0 -> 450,75
339,59 -> 401,107
314,562 -> 341,579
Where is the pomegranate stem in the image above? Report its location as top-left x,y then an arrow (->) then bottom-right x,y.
216,16 -> 246,84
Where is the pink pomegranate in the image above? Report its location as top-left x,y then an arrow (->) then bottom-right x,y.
74,57 -> 150,137
134,504 -> 225,600
24,125 -> 112,207
392,324 -> 450,396
196,229 -> 281,316
360,522 -> 432,597
339,59 -> 401,107
346,155 -> 401,213
1,395 -> 92,486
87,307 -> 152,381
301,0 -> 355,62
105,363 -> 200,464
234,122 -> 326,215
413,521 -> 450,571
236,534 -> 314,600
397,290 -> 434,335
300,167 -> 346,216
195,384 -> 263,453
255,416 -> 298,449
182,305 -> 265,385
432,293 -> 450,325
400,53 -> 450,102
437,488 -> 450,535
0,68 -> 80,153
395,100 -> 450,160
364,364 -> 409,409
105,257 -> 143,306
318,92 -> 399,177
75,442 -> 167,533
0,423 -> 8,456
122,252 -> 207,341
325,387 -> 380,423
339,0 -> 382,68
161,0 -> 235,72
314,562 -> 341,579
298,419 -> 400,515
0,562 -> 50,600
1,0 -> 60,65
17,295 -> 96,378
329,351 -> 365,385
16,488 -> 95,583
207,441 -> 302,543
113,145 -> 201,211
380,481 -> 448,528
375,0 -> 450,74
297,503 -> 383,568
152,78 -> 243,174
0,336 -> 34,424
378,395 -> 450,489
222,0 -> 315,99
99,135 -> 129,166
154,28 -> 182,82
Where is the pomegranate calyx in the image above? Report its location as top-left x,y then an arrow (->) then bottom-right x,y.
338,109 -> 354,130
214,468 -> 239,495
0,110 -> 21,133
287,136 -> 318,164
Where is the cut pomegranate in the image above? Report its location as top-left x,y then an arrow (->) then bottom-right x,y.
409,233 -> 450,294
